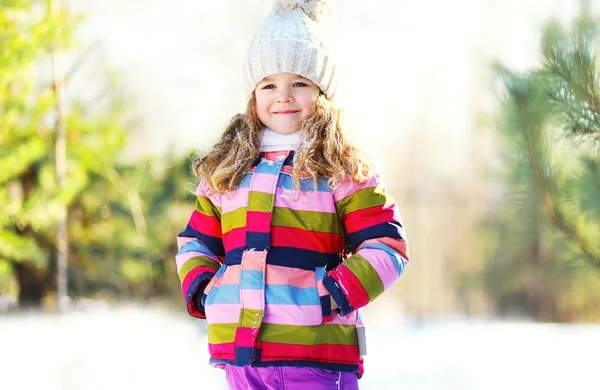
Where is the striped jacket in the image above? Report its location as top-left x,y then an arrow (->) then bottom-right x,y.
176,150 -> 409,374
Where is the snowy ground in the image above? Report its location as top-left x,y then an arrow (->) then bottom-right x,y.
1,304 -> 597,390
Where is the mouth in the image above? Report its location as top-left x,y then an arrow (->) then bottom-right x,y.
273,110 -> 300,115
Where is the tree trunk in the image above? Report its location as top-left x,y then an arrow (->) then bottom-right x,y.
13,261 -> 49,309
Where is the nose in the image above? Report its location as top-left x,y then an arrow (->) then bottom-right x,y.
276,87 -> 294,103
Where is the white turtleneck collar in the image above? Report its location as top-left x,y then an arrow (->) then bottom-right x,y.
260,128 -> 302,152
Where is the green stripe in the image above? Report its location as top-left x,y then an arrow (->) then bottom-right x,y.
196,196 -> 221,219
248,191 -> 273,213
272,208 -> 342,235
222,208 -> 247,234
208,323 -> 237,344
343,254 -> 384,302
239,308 -> 264,328
208,323 -> 358,346
335,187 -> 394,215
179,256 -> 220,283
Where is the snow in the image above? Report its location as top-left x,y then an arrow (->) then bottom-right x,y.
1,305 -> 597,390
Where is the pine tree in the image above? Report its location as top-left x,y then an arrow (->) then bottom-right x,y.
0,0 -> 132,307
486,1 -> 600,321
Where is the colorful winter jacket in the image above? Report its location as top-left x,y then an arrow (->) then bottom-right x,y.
176,150 -> 409,374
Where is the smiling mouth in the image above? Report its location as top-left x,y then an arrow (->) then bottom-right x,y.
273,110 -> 299,115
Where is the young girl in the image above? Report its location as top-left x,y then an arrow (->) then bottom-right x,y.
176,1 -> 409,388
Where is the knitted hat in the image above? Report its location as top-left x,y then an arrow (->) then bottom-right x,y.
243,0 -> 337,99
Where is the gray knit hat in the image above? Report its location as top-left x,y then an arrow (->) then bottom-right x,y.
243,0 -> 337,99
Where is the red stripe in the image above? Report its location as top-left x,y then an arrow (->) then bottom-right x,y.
234,327 -> 260,348
260,342 -> 359,363
209,342 -> 234,356
208,342 -> 360,364
271,226 -> 343,253
343,204 -> 398,234
189,210 -> 222,238
246,211 -> 272,233
223,227 -> 246,250
330,265 -> 370,308
181,266 -> 216,298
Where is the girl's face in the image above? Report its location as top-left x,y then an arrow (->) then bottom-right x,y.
254,73 -> 319,135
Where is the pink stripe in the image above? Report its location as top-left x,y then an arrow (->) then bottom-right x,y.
265,265 -> 316,288
196,179 -> 221,208
177,236 -> 193,250
329,310 -> 358,325
360,237 -> 409,262
263,304 -> 322,326
239,289 -> 263,310
251,172 -> 278,194
357,248 -> 399,290
176,251 -> 219,273
221,187 -> 249,214
274,188 -> 336,213
333,174 -> 383,201
316,279 -> 328,296
241,250 -> 267,271
205,303 -> 242,324
221,265 -> 241,285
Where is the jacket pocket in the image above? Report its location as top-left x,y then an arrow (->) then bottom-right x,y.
315,266 -> 333,323
202,264 -> 228,308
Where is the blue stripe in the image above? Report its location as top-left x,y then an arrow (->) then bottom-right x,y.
214,264 -> 228,278
320,295 -> 331,317
347,222 -> 405,252
185,271 -> 215,303
240,270 -> 264,290
277,174 -> 330,192
178,225 -> 225,257
225,247 -> 343,271
210,358 -> 359,374
246,232 -> 270,251
239,173 -> 253,188
254,160 -> 285,175
235,347 -> 255,366
265,285 -> 319,305
177,240 -> 217,257
323,275 -> 354,316
315,266 -> 326,281
358,243 -> 406,277
206,284 -> 241,304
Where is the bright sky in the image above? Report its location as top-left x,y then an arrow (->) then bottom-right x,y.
68,0 -> 583,174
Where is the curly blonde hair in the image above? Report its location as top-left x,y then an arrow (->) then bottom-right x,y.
193,92 -> 373,194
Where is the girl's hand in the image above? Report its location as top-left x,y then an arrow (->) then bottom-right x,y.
330,296 -> 338,310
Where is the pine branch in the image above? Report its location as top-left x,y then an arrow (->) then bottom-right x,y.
506,74 -> 600,268
541,22 -> 600,145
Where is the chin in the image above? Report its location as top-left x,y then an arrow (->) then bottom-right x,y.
272,127 -> 300,135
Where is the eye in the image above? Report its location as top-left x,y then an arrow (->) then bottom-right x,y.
262,84 -> 275,90
293,82 -> 308,87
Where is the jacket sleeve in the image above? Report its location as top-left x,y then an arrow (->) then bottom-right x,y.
176,179 -> 224,319
323,172 -> 409,316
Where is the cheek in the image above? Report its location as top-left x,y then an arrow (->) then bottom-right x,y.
302,98 -> 316,117
255,100 -> 270,120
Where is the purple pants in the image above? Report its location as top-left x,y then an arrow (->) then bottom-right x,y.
224,365 -> 359,390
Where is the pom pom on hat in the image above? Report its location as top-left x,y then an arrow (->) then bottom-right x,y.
274,0 -> 333,21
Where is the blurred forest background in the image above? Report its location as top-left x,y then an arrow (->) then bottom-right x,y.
2,0 -> 600,323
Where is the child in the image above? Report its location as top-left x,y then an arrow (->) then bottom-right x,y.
175,1 -> 409,388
